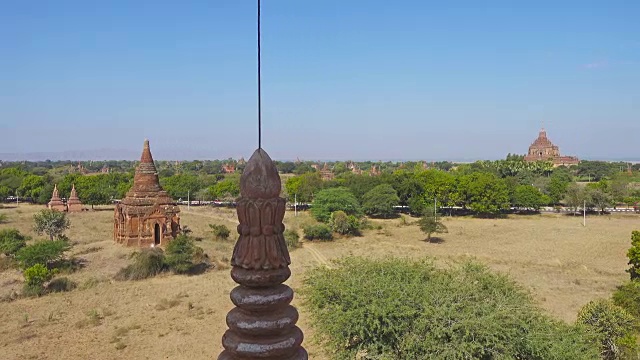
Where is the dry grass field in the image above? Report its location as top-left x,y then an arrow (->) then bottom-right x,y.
0,204 -> 638,360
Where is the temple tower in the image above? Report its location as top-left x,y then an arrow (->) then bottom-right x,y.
66,184 -> 84,212
113,140 -> 181,247
47,184 -> 66,211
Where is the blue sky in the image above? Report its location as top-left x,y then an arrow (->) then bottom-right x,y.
0,1 -> 638,161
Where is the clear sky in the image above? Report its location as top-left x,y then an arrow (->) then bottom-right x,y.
1,1 -> 638,161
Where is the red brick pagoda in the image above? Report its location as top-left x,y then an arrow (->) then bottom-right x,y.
524,128 -> 579,167
114,140 -> 181,247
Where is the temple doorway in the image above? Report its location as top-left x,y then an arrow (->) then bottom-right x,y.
154,223 -> 161,245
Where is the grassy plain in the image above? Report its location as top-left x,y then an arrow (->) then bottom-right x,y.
0,204 -> 637,360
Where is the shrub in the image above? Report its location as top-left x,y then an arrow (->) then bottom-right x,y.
284,229 -> 301,250
362,184 -> 400,218
311,187 -> 362,223
47,277 -> 77,293
577,299 -> 637,359
302,257 -> 599,359
23,263 -> 54,297
33,209 -> 70,241
626,231 -> 640,280
209,224 -> 231,240
0,213 -> 7,223
115,248 -> 165,281
164,235 -> 196,274
613,280 -> 640,319
16,239 -> 71,269
303,224 -> 333,241
0,228 -> 29,256
329,211 -> 361,236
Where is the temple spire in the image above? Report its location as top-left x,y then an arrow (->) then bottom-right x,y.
128,139 -> 162,194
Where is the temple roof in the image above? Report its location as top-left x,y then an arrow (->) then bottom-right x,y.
530,128 -> 555,148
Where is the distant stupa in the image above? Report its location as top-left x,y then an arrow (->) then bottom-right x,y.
66,184 -> 84,212
48,184 -> 66,211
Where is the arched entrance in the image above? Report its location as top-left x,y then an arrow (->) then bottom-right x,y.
154,223 -> 161,245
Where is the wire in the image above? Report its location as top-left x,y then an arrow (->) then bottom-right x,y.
257,0 -> 262,149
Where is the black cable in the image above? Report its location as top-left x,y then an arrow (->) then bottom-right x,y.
257,0 -> 262,149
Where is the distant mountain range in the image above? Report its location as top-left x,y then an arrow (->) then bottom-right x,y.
0,150 -> 639,163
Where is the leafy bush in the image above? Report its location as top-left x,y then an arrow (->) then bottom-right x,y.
164,235 -> 196,274
47,277 -> 77,293
577,299 -> 637,359
33,209 -> 70,241
311,187 -> 362,223
23,263 -> 54,297
0,213 -> 7,223
329,211 -> 361,236
209,224 -> 231,240
115,248 -> 165,281
626,231 -> 640,280
362,184 -> 400,218
303,224 -> 333,241
0,228 -> 29,256
16,239 -> 71,269
613,280 -> 640,319
284,229 -> 301,250
302,257 -> 600,360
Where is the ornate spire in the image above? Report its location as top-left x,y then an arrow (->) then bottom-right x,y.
128,139 -> 162,195
48,184 -> 65,211
219,148 -> 307,360
69,184 -> 78,200
51,184 -> 61,200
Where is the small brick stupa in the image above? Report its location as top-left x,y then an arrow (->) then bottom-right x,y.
48,184 -> 66,211
66,184 -> 84,212
114,140 -> 181,247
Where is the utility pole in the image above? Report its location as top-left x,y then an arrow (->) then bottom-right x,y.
583,200 -> 586,227
187,190 -> 190,211
294,193 -> 297,217
16,190 -> 18,205
434,196 -> 437,219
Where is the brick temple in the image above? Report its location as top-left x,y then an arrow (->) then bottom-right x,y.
524,128 -> 579,167
47,184 -> 66,212
114,140 -> 181,247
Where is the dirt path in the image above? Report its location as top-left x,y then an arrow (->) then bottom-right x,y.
304,243 -> 332,268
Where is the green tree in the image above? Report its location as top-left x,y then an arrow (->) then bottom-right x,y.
546,170 -> 573,204
626,231 -> 640,280
456,172 -> 510,216
33,209 -> 70,241
577,299 -> 636,360
284,172 -> 322,203
586,187 -> 612,214
208,178 -> 240,201
18,175 -> 45,200
417,207 -> 448,241
0,228 -> 30,256
311,187 -> 362,223
160,174 -> 202,199
362,184 -> 400,218
564,183 -> 585,214
513,185 -> 545,210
